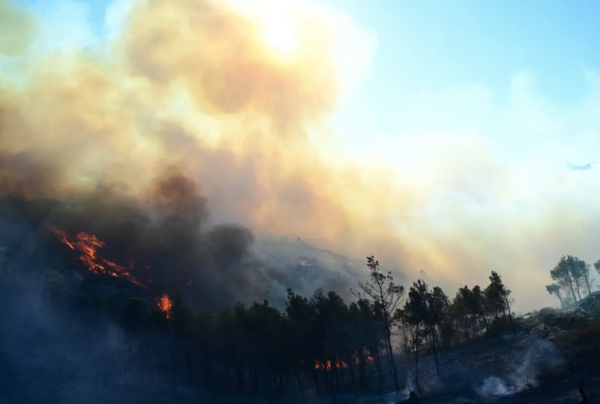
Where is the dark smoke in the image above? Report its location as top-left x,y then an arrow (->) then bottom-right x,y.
0,159 -> 359,311
0,164 -> 269,311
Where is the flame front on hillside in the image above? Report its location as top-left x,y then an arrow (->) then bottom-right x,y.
52,229 -> 143,286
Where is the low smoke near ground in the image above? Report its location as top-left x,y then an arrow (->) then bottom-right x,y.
1,229 -> 598,404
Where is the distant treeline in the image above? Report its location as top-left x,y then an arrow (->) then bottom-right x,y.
546,256 -> 600,309
34,255 -> 518,402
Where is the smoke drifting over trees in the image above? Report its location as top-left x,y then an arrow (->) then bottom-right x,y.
0,227 -> 526,403
547,255 -> 598,309
0,176 -> 363,313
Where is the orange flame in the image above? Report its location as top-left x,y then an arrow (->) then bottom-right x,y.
52,229 -> 143,286
156,294 -> 173,318
354,354 -> 375,365
353,350 -> 375,365
314,358 -> 348,371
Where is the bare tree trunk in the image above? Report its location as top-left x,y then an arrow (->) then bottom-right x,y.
293,366 -> 304,399
564,271 -> 578,302
414,342 -> 420,392
325,367 -> 337,404
312,367 -> 321,395
481,313 -> 489,334
573,277 -> 583,301
556,291 -> 564,309
375,350 -> 383,391
383,314 -> 400,391
503,297 -> 516,338
583,273 -> 592,297
430,328 -> 440,378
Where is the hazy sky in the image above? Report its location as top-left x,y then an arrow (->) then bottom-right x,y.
6,0 -> 600,311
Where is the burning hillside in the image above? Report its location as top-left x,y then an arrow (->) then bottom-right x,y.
0,0 -> 429,307
52,229 -> 144,286
0,170 -> 363,313
0,168 -> 261,311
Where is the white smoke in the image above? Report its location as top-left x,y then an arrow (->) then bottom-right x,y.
476,376 -> 516,398
476,337 -> 565,400
507,336 -> 564,389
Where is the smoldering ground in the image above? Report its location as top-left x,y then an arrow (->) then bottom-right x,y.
395,334 -> 567,404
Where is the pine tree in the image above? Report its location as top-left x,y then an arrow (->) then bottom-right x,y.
351,256 -> 405,391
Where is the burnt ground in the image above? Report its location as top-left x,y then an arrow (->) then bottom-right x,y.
292,296 -> 600,404
1,270 -> 599,404
390,299 -> 600,404
1,297 -> 599,404
403,335 -> 600,404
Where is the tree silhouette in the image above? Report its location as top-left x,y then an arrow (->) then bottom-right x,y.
487,271 -> 515,337
351,256 -> 405,391
570,257 -> 592,296
404,280 -> 441,379
545,283 -> 564,308
551,256 -> 579,302
31,247 -> 521,400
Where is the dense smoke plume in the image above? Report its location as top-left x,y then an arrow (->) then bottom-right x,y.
0,0 -> 390,309
5,0 -> 600,311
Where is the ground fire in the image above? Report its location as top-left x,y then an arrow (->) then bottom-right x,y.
314,358 -> 349,371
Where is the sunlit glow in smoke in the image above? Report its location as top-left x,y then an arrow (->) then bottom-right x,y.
256,0 -> 298,59
3,0 -> 599,313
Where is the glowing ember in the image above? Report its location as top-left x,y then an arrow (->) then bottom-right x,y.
52,229 -> 143,286
300,260 -> 311,267
156,294 -> 173,318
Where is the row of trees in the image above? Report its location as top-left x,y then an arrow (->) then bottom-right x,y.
39,256 -> 517,402
394,267 -> 514,392
546,255 -> 599,308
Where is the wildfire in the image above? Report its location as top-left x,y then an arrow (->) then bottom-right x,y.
314,358 -> 348,371
349,350 -> 376,365
354,354 -> 375,365
300,260 -> 312,267
156,294 -> 173,318
52,229 -> 143,286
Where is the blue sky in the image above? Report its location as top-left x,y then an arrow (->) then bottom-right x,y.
327,0 -> 600,149
334,0 -> 600,99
